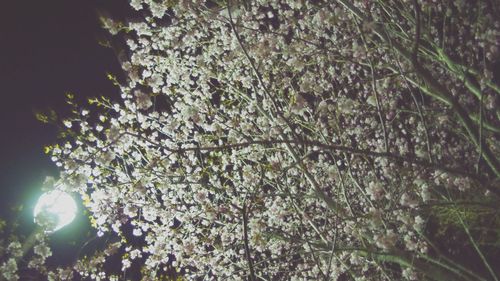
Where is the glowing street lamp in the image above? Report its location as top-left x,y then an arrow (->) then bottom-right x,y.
11,190 -> 78,263
33,190 -> 77,232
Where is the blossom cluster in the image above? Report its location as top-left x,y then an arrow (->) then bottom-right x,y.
39,0 -> 500,280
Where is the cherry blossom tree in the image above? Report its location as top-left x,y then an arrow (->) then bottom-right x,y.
3,0 -> 500,280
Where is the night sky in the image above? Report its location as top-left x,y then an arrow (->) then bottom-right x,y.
0,0 -> 123,260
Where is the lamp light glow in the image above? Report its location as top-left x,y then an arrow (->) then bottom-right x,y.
34,190 -> 77,232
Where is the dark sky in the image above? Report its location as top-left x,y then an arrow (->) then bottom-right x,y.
0,0 -> 123,251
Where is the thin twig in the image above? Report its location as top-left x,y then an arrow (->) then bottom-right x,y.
412,0 -> 420,64
355,19 -> 389,153
242,202 -> 257,281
